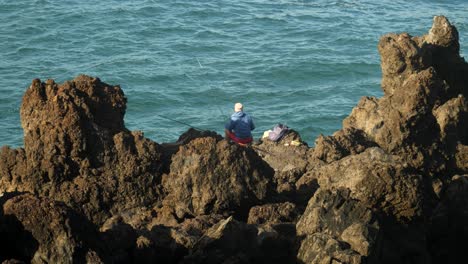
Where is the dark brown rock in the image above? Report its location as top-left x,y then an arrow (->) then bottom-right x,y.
296,188 -> 434,264
0,147 -> 27,193
313,147 -> 424,220
378,32 -> 429,96
1,75 -> 165,225
247,202 -> 300,225
423,16 -> 468,100
312,128 -> 377,163
181,216 -> 258,264
455,144 -> 468,173
1,260 -> 26,264
20,76 -> 125,179
161,137 -> 275,221
433,95 -> 468,144
297,232 -> 362,264
297,189 -> 379,263
343,68 -> 445,153
342,16 -> 467,178
178,214 -> 225,237
176,128 -> 223,145
294,16 -> 467,263
423,16 -> 460,50
255,130 -> 310,201
294,169 -> 320,206
1,193 -> 104,263
99,215 -> 138,263
182,216 -> 296,264
428,174 -> 468,263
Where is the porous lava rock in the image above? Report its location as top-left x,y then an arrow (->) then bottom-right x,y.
312,127 -> 378,163
296,16 -> 467,264
0,193 -> 104,263
296,189 -> 379,263
181,216 -> 296,264
0,75 -> 165,225
247,202 -> 300,225
254,130 -> 311,202
428,174 -> 468,263
314,147 -> 424,221
342,16 -> 467,166
161,137 -> 275,221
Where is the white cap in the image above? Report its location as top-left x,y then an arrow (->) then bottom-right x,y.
234,103 -> 243,112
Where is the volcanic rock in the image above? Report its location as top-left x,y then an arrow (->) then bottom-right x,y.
433,95 -> 468,144
0,75 -> 165,225
161,137 -> 275,221
296,188 -> 379,262
247,202 -> 300,225
296,15 -> 467,263
428,174 -> 468,263
182,216 -> 296,264
315,147 -> 424,220
343,68 -> 445,153
342,16 -> 467,173
181,216 -> 258,264
0,193 -> 103,263
312,128 -> 377,163
455,144 -> 468,173
254,130 -> 311,202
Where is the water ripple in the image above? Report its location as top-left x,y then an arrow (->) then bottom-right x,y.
1,0 -> 467,146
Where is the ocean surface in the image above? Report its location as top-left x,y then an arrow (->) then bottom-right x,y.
1,0 -> 467,147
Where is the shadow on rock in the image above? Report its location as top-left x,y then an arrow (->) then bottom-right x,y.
428,174 -> 468,263
0,192 -> 38,263
0,192 -> 105,263
161,136 -> 276,222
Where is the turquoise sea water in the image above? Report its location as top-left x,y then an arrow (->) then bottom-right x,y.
1,0 -> 467,147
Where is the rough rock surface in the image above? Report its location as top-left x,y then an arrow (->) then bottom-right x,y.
312,128 -> 378,163
254,130 -> 312,203
315,147 -> 424,220
161,137 -> 275,220
1,75 -> 165,225
296,189 -> 380,262
0,193 -> 104,263
0,15 -> 467,264
182,216 -> 296,264
247,202 -> 299,225
428,174 -> 468,263
295,15 -> 468,263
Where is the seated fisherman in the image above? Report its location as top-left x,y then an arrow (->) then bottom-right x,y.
224,103 -> 255,145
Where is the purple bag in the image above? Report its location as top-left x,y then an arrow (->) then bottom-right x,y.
268,124 -> 289,142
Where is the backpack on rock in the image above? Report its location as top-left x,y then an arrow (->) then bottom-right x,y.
267,124 -> 289,142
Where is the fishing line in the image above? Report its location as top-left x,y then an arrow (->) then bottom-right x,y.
154,114 -> 206,132
250,145 -> 276,156
155,114 -> 275,156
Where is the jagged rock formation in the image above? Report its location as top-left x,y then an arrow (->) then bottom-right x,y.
0,193 -> 104,263
161,137 -> 274,221
0,15 -> 467,264
295,15 -> 468,263
1,76 -> 165,225
296,188 -> 380,263
255,130 -> 313,204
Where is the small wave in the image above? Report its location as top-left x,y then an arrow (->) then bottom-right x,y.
1,0 -> 468,147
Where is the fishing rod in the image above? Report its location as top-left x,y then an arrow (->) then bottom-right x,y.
154,114 -> 206,132
250,145 -> 275,155
156,56 -> 275,155
156,113 -> 277,156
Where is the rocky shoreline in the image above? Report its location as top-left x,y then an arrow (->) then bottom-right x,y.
1,16 -> 467,264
